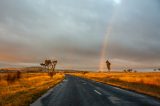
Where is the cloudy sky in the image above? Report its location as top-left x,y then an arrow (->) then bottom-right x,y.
0,0 -> 160,70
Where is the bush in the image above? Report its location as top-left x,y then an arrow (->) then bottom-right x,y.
6,73 -> 17,84
48,72 -> 56,78
16,71 -> 21,79
83,72 -> 88,74
6,71 -> 21,84
134,70 -> 137,73
123,69 -> 133,73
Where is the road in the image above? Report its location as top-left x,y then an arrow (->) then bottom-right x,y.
31,75 -> 160,106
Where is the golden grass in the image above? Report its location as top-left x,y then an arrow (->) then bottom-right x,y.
71,72 -> 160,99
0,73 -> 64,106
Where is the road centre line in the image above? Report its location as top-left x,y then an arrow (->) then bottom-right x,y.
94,90 -> 102,95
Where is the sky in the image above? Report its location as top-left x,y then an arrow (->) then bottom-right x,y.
0,0 -> 160,71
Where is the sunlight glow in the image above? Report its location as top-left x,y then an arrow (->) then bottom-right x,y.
113,0 -> 121,4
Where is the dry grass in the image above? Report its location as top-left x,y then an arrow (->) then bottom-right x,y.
0,72 -> 64,106
72,72 -> 160,99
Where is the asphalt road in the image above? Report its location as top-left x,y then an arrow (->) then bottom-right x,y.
31,75 -> 160,106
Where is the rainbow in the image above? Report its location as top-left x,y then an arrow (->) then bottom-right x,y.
99,5 -> 119,72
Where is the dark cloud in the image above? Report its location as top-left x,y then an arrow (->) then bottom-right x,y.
0,0 -> 160,70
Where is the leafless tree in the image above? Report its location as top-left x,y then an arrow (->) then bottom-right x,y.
106,60 -> 111,72
40,60 -> 58,72
51,60 -> 58,72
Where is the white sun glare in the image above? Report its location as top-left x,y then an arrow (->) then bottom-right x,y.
113,0 -> 121,4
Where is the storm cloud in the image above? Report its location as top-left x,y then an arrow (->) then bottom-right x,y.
0,0 -> 160,70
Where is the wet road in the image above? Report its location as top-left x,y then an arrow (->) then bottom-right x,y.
31,75 -> 160,106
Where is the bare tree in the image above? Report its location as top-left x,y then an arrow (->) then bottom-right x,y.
45,60 -> 52,71
106,60 -> 111,72
51,60 -> 58,72
40,60 -> 58,72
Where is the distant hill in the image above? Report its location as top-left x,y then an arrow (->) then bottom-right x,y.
0,67 -> 43,72
0,67 -> 92,73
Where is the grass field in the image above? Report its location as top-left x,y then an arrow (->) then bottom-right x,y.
0,72 -> 64,106
1,71 -> 160,106
72,72 -> 160,99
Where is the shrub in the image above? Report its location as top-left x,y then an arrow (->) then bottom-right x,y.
127,69 -> 133,72
6,71 -> 21,84
48,72 -> 56,78
16,71 -> 21,79
6,73 -> 17,84
83,72 -> 88,74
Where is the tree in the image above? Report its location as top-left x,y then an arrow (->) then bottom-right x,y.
40,59 -> 58,72
134,70 -> 137,73
127,69 -> 132,73
51,60 -> 58,72
153,69 -> 157,72
106,60 -> 111,72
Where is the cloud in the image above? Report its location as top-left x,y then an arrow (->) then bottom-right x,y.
0,0 -> 160,70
